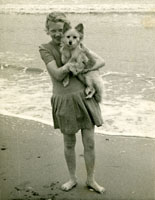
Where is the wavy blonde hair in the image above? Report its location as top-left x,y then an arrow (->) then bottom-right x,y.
45,12 -> 70,34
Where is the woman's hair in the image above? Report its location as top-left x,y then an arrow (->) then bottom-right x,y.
45,12 -> 70,34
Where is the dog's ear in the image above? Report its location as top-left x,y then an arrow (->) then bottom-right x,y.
63,23 -> 71,34
75,23 -> 84,34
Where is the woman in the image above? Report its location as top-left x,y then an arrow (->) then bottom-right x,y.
39,12 -> 105,193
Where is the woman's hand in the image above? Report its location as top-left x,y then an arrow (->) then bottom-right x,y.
65,62 -> 83,76
82,68 -> 91,73
81,44 -> 105,72
64,62 -> 75,72
69,63 -> 82,76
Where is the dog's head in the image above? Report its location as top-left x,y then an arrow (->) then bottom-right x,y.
62,23 -> 84,49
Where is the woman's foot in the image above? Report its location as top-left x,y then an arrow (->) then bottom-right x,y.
86,180 -> 106,194
61,179 -> 77,191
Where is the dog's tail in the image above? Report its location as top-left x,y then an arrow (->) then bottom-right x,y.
93,79 -> 106,103
94,93 -> 102,103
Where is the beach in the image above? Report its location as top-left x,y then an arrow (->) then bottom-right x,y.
0,114 -> 155,200
0,2 -> 155,199
0,9 -> 155,138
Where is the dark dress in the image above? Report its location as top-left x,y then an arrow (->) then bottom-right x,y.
39,41 -> 103,134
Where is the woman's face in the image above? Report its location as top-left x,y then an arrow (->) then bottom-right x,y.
48,21 -> 64,45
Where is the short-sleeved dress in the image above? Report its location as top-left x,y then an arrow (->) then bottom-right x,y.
39,41 -> 103,134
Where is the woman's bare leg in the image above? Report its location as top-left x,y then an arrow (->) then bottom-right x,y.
81,127 -> 105,194
61,134 -> 77,191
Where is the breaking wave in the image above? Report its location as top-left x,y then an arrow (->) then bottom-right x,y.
0,4 -> 155,14
1,65 -> 155,138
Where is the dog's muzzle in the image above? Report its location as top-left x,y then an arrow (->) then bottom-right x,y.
69,41 -> 72,45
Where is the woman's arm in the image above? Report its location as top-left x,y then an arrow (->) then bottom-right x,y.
46,60 -> 71,81
39,44 -> 72,81
82,45 -> 105,72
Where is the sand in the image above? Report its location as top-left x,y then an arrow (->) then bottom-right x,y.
0,114 -> 155,200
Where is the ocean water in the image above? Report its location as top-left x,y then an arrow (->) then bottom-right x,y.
0,7 -> 155,138
0,2 -> 155,14
1,0 -> 155,5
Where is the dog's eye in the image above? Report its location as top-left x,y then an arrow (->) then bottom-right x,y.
67,36 -> 70,39
73,36 -> 77,39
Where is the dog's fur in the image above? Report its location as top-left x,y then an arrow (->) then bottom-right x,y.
60,23 -> 103,102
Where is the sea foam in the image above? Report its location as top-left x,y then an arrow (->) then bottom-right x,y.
1,66 -> 155,138
0,4 -> 155,14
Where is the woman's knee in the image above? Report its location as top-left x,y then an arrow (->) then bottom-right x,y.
63,134 -> 76,150
81,129 -> 95,152
84,139 -> 95,152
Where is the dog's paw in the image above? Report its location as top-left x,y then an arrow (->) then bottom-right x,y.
85,87 -> 95,99
63,76 -> 70,87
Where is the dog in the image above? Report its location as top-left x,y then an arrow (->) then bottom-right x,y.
60,23 -> 104,102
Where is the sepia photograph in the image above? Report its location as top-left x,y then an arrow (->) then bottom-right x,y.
0,0 -> 155,199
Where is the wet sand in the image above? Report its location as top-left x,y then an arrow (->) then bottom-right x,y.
0,114 -> 155,200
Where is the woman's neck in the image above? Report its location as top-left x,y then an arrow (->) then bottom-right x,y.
52,40 -> 61,47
